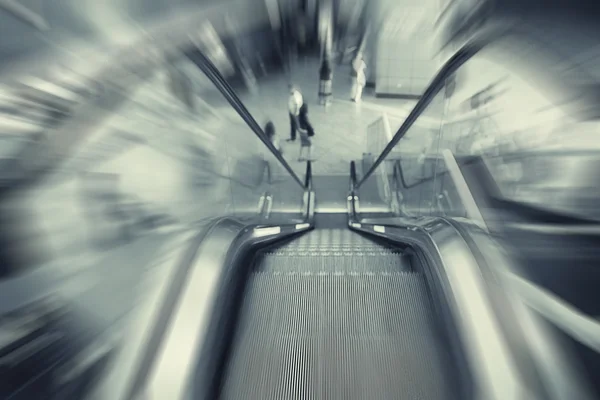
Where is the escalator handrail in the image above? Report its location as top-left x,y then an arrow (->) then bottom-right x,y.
349,160 -> 357,192
185,49 -> 307,190
305,160 -> 312,190
348,161 -> 358,220
355,40 -> 484,189
186,49 -> 301,182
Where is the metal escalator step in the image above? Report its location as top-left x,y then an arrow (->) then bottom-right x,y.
221,250 -> 456,399
257,254 -> 410,274
275,229 -> 394,250
259,229 -> 408,274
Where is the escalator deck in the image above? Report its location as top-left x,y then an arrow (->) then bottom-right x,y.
220,229 -> 458,399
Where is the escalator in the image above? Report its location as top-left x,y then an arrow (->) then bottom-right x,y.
220,227 -> 460,400
3,32 -> 600,400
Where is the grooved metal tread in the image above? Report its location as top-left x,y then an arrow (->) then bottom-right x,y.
220,230 -> 456,400
276,229 -> 393,250
256,253 -> 410,274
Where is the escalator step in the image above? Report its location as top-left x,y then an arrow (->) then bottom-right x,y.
256,254 -> 409,274
221,250 -> 455,399
278,229 -> 387,250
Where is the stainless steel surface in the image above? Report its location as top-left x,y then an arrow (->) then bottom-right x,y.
465,227 -> 597,400
141,220 -> 244,400
349,216 -> 531,400
504,271 -> 600,353
139,220 -> 313,400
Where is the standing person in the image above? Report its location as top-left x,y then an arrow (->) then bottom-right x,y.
319,58 -> 333,106
287,84 -> 303,142
298,103 -> 315,137
351,55 -> 367,102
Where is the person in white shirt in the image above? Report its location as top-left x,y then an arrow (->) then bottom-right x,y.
351,56 -> 367,102
288,84 -> 303,141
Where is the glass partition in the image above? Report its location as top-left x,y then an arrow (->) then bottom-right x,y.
356,39 -> 600,224
356,88 -> 467,219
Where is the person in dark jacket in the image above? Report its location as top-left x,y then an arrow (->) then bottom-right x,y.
298,103 -> 315,137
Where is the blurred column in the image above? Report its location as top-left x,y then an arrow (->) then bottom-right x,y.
305,0 -> 318,48
364,0 -> 383,87
318,0 -> 334,61
264,0 -> 287,73
225,15 -> 258,93
340,0 -> 367,63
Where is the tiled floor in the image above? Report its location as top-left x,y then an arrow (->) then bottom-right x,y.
235,58 -> 418,176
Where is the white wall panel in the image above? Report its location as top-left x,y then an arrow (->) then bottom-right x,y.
371,0 -> 441,96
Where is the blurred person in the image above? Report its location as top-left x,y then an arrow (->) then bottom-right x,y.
298,126 -> 314,161
319,58 -> 333,106
262,120 -> 280,184
264,120 -> 282,153
288,84 -> 304,141
351,55 -> 367,102
298,103 -> 315,137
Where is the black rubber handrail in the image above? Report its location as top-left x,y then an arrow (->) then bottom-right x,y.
348,161 -> 358,221
349,160 -> 357,192
304,160 -> 315,224
356,40 -> 485,189
184,49 -> 307,190
304,160 -> 312,190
